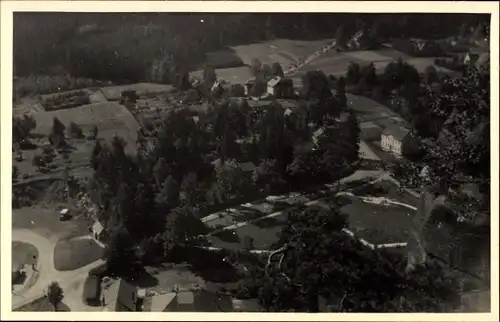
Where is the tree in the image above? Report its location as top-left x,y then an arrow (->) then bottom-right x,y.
162,205 -> 207,255
251,58 -> 262,77
156,175 -> 180,208
230,84 -> 245,97
49,117 -> 67,148
301,70 -> 333,100
272,62 -> 285,78
424,65 -> 438,84
105,225 -> 142,278
90,139 -> 103,170
47,282 -> 64,311
203,64 -> 217,89
215,159 -> 249,201
67,121 -> 83,138
180,172 -> 200,206
360,62 -> 378,86
239,203 -> 461,312
12,165 -> 20,182
335,25 -> 347,48
346,62 -> 361,85
32,154 -> 46,171
335,76 -> 347,110
261,64 -> 273,79
153,157 -> 171,188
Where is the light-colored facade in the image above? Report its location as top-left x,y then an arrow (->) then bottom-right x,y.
381,125 -> 413,157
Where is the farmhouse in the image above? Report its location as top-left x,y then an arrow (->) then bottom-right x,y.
380,125 -> 418,158
266,77 -> 294,98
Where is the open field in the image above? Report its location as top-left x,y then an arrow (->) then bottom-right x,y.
229,38 -> 335,68
14,101 -> 140,181
32,102 -> 139,149
12,203 -> 91,243
289,46 -> 459,87
54,237 -> 104,271
190,66 -> 254,85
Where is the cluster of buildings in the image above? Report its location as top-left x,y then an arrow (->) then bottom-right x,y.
104,279 -> 260,312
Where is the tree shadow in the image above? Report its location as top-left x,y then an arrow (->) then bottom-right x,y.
132,270 -> 159,288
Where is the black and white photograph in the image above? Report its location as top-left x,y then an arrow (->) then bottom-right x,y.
1,1 -> 497,318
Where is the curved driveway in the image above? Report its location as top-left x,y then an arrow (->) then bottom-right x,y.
12,229 -> 105,311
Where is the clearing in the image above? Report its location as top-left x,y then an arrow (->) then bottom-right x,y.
54,236 -> 104,271
12,202 -> 91,243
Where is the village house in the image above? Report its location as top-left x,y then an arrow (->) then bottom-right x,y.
266,77 -> 294,98
380,125 -> 419,158
109,279 -> 144,311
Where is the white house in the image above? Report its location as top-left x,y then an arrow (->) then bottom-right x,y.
381,125 -> 418,158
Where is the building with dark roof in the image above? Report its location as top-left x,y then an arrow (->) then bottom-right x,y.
113,279 -> 141,311
266,77 -> 294,98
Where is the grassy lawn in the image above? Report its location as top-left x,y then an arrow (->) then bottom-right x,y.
54,237 -> 104,271
12,241 -> 39,267
340,195 -> 414,244
12,203 -> 91,242
209,221 -> 283,251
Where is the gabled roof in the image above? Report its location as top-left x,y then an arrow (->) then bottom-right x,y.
382,125 -> 411,141
149,293 -> 177,312
116,279 -> 138,311
267,76 -> 282,87
92,221 -> 105,235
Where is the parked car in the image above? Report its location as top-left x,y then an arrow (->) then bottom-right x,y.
59,209 -> 71,221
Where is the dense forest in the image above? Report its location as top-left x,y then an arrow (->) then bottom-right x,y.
14,13 -> 489,82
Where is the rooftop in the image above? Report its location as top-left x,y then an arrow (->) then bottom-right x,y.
382,125 -> 411,141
